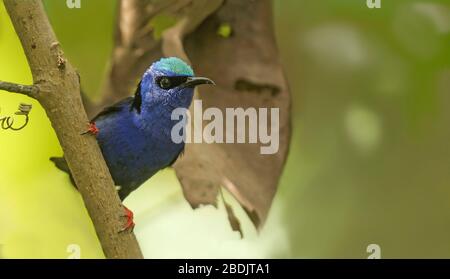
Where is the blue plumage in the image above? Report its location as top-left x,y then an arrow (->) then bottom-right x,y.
52,57 -> 214,200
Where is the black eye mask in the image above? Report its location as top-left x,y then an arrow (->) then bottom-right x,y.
155,76 -> 189,90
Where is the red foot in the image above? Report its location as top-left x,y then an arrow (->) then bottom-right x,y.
81,122 -> 99,136
119,205 -> 135,233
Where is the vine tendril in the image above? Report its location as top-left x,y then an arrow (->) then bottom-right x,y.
0,103 -> 32,131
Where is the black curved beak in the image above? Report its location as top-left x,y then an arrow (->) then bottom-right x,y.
183,77 -> 215,88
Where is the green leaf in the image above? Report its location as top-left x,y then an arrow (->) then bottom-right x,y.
217,23 -> 232,38
149,14 -> 178,40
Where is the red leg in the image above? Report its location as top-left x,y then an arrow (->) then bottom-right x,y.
119,205 -> 135,233
81,122 -> 99,136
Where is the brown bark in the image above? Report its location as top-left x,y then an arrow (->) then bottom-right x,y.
2,0 -> 142,258
0,81 -> 38,96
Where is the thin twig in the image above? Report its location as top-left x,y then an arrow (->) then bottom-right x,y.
0,80 -> 38,97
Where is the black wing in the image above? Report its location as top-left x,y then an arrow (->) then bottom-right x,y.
130,80 -> 142,113
168,147 -> 185,167
91,80 -> 142,122
51,81 -> 143,179
50,156 -> 76,187
51,98 -> 132,178
91,97 -> 132,122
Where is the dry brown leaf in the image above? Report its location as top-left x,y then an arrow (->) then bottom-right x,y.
98,0 -> 291,232
174,0 -> 291,230
221,189 -> 243,238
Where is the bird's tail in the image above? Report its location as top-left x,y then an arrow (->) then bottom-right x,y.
50,156 -> 77,188
50,156 -> 69,173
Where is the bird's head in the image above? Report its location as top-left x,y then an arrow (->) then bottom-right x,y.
139,57 -> 214,110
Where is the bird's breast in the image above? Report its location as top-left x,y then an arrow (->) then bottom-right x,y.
95,110 -> 184,188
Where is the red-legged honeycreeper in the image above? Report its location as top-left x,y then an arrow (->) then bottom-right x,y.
51,57 -> 214,231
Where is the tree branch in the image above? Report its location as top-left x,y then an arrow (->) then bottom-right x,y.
161,0 -> 224,62
3,0 -> 142,258
0,80 -> 39,97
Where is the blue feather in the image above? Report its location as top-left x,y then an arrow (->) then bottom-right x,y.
51,57 -> 213,200
95,57 -> 197,199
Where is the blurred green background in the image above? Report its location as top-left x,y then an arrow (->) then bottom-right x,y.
0,0 -> 449,258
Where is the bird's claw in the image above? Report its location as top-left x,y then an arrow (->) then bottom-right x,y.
119,205 -> 135,233
81,122 -> 99,136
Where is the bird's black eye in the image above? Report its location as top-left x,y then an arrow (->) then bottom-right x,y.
156,76 -> 189,90
158,77 -> 171,89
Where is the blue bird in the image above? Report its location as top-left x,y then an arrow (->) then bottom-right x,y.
51,57 -> 214,231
